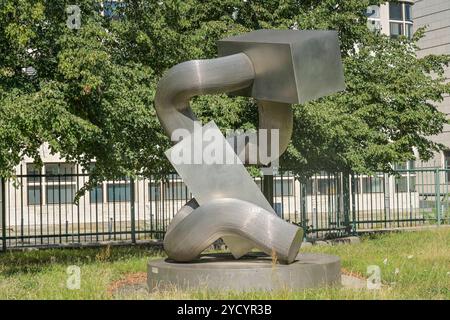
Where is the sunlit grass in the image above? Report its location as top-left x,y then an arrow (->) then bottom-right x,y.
0,228 -> 449,300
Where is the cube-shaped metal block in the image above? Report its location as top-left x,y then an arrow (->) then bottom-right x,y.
218,29 -> 345,104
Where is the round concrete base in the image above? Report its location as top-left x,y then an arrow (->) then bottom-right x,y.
147,252 -> 341,292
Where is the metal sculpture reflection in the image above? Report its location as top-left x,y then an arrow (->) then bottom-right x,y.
154,30 -> 345,264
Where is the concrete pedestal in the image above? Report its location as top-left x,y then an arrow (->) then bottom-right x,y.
147,252 -> 341,292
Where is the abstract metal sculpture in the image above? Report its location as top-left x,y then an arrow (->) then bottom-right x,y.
154,30 -> 345,264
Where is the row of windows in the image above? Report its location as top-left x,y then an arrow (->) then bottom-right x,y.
26,177 -> 416,205
305,176 -> 415,195
24,162 -> 420,205
27,183 -> 133,205
367,2 -> 413,39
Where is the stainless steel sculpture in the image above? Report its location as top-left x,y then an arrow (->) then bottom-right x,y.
154,30 -> 345,264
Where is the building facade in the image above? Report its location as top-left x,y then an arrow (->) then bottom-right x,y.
367,0 -> 414,38
413,0 -> 450,167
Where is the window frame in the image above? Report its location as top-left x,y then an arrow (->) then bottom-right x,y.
26,164 -> 42,205
388,2 -> 414,39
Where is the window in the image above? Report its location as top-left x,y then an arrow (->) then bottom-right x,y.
89,186 -> 103,203
164,181 -> 189,200
305,178 -> 333,196
27,164 -> 42,205
390,22 -> 403,38
405,3 -> 412,22
47,185 -> 76,204
107,183 -> 130,202
28,186 -> 41,205
274,180 -> 293,197
149,182 -> 161,201
45,163 -> 76,182
406,24 -> 413,39
395,176 -> 416,193
362,177 -> 384,193
44,163 -> 77,204
388,2 -> 413,39
389,3 -> 403,20
317,179 -> 330,195
26,164 -> 41,183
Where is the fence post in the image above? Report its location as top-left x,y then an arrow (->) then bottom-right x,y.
1,178 -> 6,252
351,173 -> 357,235
342,172 -> 351,235
262,174 -> 274,208
130,177 -> 136,244
435,169 -> 441,226
300,180 -> 307,240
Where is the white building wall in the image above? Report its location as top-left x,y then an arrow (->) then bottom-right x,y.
413,0 -> 450,149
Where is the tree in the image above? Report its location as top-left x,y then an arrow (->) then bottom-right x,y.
1,0 -> 449,187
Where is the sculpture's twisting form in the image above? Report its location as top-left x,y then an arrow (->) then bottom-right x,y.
154,30 -> 345,264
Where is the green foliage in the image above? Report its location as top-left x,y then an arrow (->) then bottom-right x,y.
1,0 -> 449,184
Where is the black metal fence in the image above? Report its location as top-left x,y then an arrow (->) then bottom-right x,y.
1,166 -> 449,250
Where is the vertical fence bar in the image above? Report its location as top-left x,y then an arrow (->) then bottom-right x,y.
342,172 -> 350,236
435,169 -> 441,226
263,174 -> 274,208
300,180 -> 307,239
130,177 -> 136,244
1,178 -> 6,251
351,173 -> 357,235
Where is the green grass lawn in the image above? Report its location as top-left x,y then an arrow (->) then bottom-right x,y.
0,228 -> 449,300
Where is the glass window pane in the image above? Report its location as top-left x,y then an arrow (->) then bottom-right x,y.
45,163 -> 76,182
362,177 -> 384,193
107,184 -> 130,202
410,176 -> 416,192
395,176 -> 415,193
164,182 -> 188,200
47,185 -> 76,204
317,179 -> 329,195
390,22 -> 403,38
26,164 -> 41,183
406,24 -> 413,39
274,180 -> 293,197
148,182 -> 161,200
89,186 -> 103,203
405,3 -> 412,21
27,186 -> 41,205
389,3 -> 403,20
395,177 -> 406,193
366,5 -> 380,18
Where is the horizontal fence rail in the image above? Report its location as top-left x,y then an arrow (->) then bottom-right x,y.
1,166 -> 449,250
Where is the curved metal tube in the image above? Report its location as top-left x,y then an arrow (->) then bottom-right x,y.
155,53 -> 255,140
164,198 -> 303,264
155,53 -> 293,162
